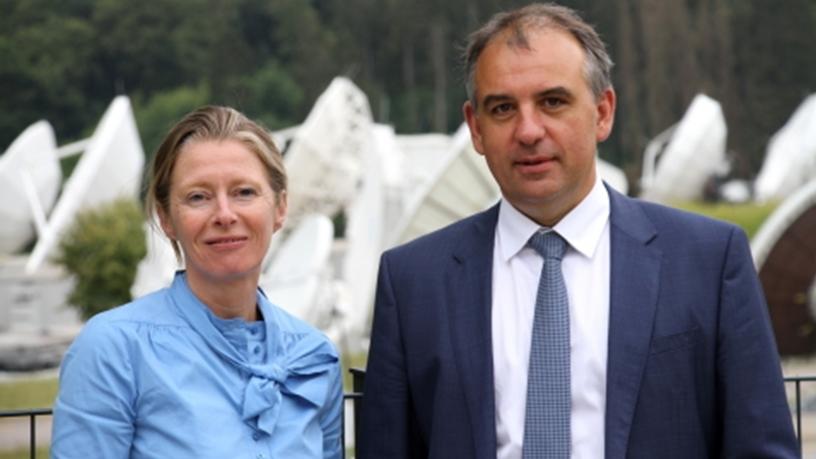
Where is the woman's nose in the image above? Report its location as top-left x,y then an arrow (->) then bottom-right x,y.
213,194 -> 238,226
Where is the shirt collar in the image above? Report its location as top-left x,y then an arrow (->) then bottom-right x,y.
497,176 -> 610,261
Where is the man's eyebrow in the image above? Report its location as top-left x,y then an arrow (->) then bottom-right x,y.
535,86 -> 573,99
480,86 -> 574,108
481,93 -> 514,109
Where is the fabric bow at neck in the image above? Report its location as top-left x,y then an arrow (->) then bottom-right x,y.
168,273 -> 338,437
240,337 -> 337,435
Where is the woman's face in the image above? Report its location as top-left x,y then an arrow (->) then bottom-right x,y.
159,139 -> 286,287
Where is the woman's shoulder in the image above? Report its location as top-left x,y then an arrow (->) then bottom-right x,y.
75,288 -> 185,344
262,298 -> 339,358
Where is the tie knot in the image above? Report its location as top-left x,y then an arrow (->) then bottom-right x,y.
528,231 -> 567,260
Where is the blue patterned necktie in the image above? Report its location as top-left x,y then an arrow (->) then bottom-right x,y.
523,230 -> 570,459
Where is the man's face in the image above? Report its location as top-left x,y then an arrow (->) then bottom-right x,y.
463,27 -> 615,226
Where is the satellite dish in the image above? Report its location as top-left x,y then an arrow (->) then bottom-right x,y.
597,157 -> 628,195
130,222 -> 179,299
269,124 -> 300,154
394,132 -> 452,183
26,96 -> 145,273
640,94 -> 728,202
751,178 -> 816,355
260,214 -> 334,327
283,77 -> 372,229
392,123 -> 500,246
0,121 -> 61,254
333,124 -> 397,347
754,93 -> 816,202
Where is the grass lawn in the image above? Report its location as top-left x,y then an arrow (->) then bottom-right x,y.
0,448 -> 49,459
0,377 -> 55,458
0,377 -> 58,411
341,351 -> 367,391
670,200 -> 778,239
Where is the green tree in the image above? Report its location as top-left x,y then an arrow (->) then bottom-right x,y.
57,198 -> 147,320
0,2 -> 99,147
224,62 -> 304,130
727,0 -> 816,176
134,83 -> 210,165
3,0 -> 816,189
89,0 -> 211,96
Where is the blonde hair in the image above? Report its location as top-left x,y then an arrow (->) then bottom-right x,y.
144,105 -> 287,259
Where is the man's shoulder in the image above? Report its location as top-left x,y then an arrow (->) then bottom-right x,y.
638,198 -> 736,233
612,191 -> 742,246
385,205 -> 497,260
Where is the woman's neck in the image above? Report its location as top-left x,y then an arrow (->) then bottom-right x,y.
185,272 -> 260,321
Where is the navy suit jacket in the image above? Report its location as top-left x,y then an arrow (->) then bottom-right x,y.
360,186 -> 797,458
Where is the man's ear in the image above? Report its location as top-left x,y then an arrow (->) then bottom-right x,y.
463,100 -> 485,155
595,87 -> 616,142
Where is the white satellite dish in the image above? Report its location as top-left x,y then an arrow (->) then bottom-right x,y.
269,124 -> 300,153
334,124 -> 396,345
597,157 -> 628,195
130,222 -> 180,299
394,132 -> 452,184
640,94 -> 728,203
260,214 -> 334,327
0,121 -> 61,254
26,96 -> 145,273
754,93 -> 816,202
392,123 -> 500,246
283,77 -> 373,229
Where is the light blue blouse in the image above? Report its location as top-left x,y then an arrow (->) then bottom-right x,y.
52,272 -> 343,459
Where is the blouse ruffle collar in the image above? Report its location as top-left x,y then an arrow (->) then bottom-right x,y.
167,272 -> 337,436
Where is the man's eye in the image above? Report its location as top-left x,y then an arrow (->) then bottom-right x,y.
491,103 -> 514,116
542,97 -> 565,109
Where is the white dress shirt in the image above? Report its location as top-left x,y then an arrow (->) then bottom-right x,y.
492,177 -> 610,459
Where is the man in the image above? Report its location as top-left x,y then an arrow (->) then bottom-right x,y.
360,3 -> 797,458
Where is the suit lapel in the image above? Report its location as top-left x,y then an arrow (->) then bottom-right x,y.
604,187 -> 662,459
441,191 -> 661,457
447,204 -> 499,458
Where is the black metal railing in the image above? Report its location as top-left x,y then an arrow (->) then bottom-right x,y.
0,396 -> 363,459
786,374 -> 816,454
1,372 -> 812,459
0,407 -> 51,459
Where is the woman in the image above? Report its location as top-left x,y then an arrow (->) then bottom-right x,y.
52,106 -> 343,458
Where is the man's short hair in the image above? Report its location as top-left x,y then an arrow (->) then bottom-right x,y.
463,2 -> 614,106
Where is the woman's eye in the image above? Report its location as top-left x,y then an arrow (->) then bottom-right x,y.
187,192 -> 207,204
235,187 -> 258,199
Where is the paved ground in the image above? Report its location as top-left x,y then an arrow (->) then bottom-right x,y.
0,416 -> 51,451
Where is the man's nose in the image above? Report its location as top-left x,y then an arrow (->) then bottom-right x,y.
514,106 -> 546,146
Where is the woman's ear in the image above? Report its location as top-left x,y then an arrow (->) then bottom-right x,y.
273,190 -> 287,232
158,207 -> 176,241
